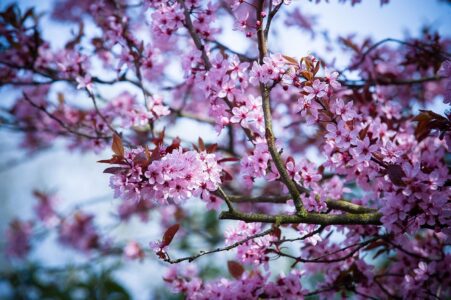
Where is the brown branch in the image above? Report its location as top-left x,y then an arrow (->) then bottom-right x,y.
22,93 -> 108,140
219,210 -> 382,226
264,2 -> 282,41
341,75 -> 445,88
256,0 -> 306,214
86,89 -> 123,139
273,237 -> 380,266
211,40 -> 255,62
227,194 -> 377,214
345,38 -> 451,72
179,0 -> 212,70
275,225 -> 326,244
163,227 -> 274,264
216,186 -> 235,212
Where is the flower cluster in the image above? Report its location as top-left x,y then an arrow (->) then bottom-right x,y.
163,265 -> 304,300
107,137 -> 223,211
105,92 -> 170,128
225,221 -> 275,267
58,212 -> 100,252
5,219 -> 33,259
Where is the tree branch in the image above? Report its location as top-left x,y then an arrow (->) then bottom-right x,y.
256,0 -> 306,214
227,194 -> 378,214
163,227 -> 274,264
219,210 -> 382,226
179,0 -> 212,70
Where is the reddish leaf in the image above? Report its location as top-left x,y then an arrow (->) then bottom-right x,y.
112,134 -> 124,157
282,55 -> 299,66
198,137 -> 205,151
300,70 -> 313,81
206,143 -> 218,153
358,124 -> 370,140
98,155 -> 126,165
133,152 -> 148,166
166,137 -> 181,153
386,164 -> 406,186
313,61 -> 321,76
413,110 -> 450,142
103,167 -> 127,175
150,145 -> 162,162
221,170 -> 234,182
152,129 -> 166,148
161,224 -> 180,247
227,260 -> 244,279
318,164 -> 325,175
65,22 -> 84,50
339,36 -> 360,53
271,227 -> 282,240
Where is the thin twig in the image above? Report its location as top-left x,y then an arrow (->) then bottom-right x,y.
163,227 -> 274,264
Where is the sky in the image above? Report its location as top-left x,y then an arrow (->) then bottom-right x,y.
0,0 -> 450,299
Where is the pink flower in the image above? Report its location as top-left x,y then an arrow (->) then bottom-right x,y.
249,62 -> 268,85
233,11 -> 250,32
230,105 -> 253,127
229,55 -> 250,80
303,79 -> 328,101
333,98 -> 357,121
217,78 -> 236,100
351,137 -> 378,162
58,212 -> 100,252
124,241 -> 145,260
75,74 -> 93,92
381,140 -> 403,163
5,219 -> 33,259
325,68 -> 341,89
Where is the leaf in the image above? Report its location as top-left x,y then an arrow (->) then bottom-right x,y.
282,55 -> 299,66
271,227 -> 282,240
152,129 -> 166,147
300,70 -> 313,81
304,56 -> 313,70
97,155 -> 126,165
313,61 -> 321,76
386,164 -> 406,186
339,36 -> 360,53
166,137 -> 181,153
161,224 -> 180,247
133,152 -> 148,166
413,110 -> 450,142
112,134 -> 124,157
150,145 -> 162,162
206,143 -> 218,153
358,124 -> 370,140
227,260 -> 244,279
103,167 -> 126,175
198,137 -> 205,151
221,170 -> 233,182
65,22 -> 84,50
